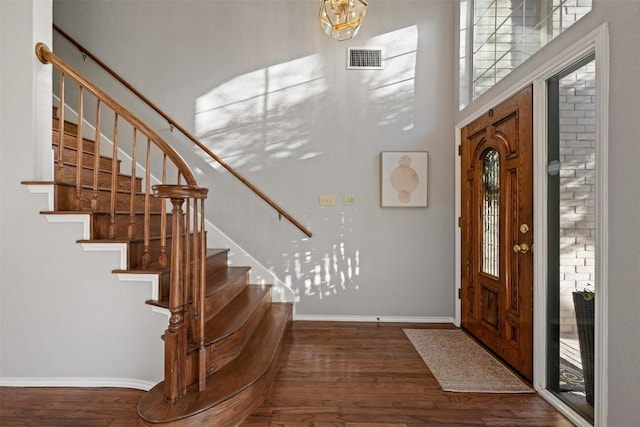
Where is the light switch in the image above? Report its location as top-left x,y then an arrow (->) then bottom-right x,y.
319,195 -> 335,206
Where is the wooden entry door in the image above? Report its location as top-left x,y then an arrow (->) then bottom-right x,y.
460,86 -> 534,381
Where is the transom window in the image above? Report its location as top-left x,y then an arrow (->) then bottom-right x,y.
459,0 -> 592,108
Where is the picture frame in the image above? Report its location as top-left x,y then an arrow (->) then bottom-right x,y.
380,151 -> 428,207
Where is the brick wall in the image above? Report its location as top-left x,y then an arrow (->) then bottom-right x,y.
558,61 -> 596,334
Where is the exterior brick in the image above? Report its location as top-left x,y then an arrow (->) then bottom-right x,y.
558,60 -> 595,334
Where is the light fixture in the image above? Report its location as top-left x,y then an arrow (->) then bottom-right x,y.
319,0 -> 368,41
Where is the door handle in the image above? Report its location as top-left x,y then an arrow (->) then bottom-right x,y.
513,243 -> 530,254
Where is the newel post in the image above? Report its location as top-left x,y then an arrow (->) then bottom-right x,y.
164,195 -> 187,403
153,184 -> 208,404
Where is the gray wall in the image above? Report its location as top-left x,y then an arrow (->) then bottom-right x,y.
53,0 -> 457,320
1,0 -> 166,388
455,1 -> 640,425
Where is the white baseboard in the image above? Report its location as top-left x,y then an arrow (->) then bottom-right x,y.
0,377 -> 155,391
293,314 -> 455,324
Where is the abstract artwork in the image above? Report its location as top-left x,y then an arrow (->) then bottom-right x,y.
380,151 -> 428,207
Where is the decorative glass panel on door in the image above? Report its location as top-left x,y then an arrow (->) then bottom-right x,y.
482,149 -> 500,277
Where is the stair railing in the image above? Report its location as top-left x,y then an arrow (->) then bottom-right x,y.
53,24 -> 312,238
36,42 -> 207,402
154,185 -> 209,401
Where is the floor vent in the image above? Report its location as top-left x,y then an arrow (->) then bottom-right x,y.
347,48 -> 383,70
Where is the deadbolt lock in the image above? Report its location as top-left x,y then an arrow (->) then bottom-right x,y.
520,223 -> 530,234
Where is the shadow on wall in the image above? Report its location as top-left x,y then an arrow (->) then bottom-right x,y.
195,53 -> 326,171
193,25 -> 418,171
190,26 -> 418,303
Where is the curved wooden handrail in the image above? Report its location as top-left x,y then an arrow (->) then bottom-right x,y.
53,24 -> 312,238
36,42 -> 197,186
153,184 -> 209,200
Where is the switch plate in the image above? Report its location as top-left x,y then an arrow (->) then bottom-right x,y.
319,194 -> 335,206
344,194 -> 355,206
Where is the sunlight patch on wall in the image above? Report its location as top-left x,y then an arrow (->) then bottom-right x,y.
281,239 -> 361,303
194,54 -> 327,171
362,26 -> 418,132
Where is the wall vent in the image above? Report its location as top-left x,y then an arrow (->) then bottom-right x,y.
347,48 -> 383,70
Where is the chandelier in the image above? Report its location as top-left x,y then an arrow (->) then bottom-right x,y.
319,0 -> 368,41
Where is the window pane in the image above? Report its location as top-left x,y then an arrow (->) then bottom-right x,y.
558,59 -> 596,417
462,0 -> 593,104
482,149 -> 500,276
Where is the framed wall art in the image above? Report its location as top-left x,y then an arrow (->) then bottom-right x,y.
380,151 -> 428,207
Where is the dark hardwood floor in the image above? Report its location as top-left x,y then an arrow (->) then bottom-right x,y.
0,387 -> 142,426
0,322 -> 573,426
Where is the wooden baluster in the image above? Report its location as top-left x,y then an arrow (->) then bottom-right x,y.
56,73 -> 66,183
184,198 -> 192,325
128,128 -> 137,239
75,87 -> 84,210
108,113 -> 118,239
142,138 -> 151,268
91,100 -> 101,211
190,198 -> 198,344
197,197 -> 207,391
164,196 -> 187,403
158,154 -> 168,268
182,198 -> 192,365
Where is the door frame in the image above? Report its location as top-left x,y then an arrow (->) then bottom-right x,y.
454,23 -> 609,427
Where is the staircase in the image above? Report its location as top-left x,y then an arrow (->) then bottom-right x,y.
27,45 -> 292,426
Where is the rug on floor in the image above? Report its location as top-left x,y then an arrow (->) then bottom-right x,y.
404,329 -> 533,393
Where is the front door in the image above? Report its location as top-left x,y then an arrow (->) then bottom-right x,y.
460,86 -> 534,381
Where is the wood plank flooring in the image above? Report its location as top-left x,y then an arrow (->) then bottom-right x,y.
0,387 -> 142,426
0,322 -> 574,426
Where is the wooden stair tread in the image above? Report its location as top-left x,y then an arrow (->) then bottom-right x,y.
52,133 -> 101,156
205,266 -> 251,297
145,266 -> 250,309
198,284 -> 272,348
53,181 -> 149,196
54,158 -> 135,177
113,249 -> 228,275
77,238 -> 142,244
77,235 -> 170,244
40,211 -> 167,224
52,127 -> 96,144
21,180 -> 55,186
52,117 -> 79,135
137,303 -> 291,424
40,210 -> 165,216
205,248 -> 230,258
